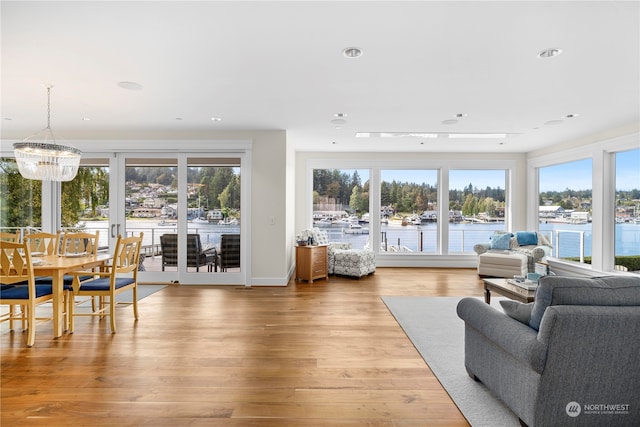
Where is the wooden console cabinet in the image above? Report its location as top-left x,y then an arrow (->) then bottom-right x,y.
295,244 -> 328,283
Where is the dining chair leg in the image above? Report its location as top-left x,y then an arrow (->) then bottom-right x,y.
20,304 -> 27,330
68,294 -> 75,333
133,286 -> 139,320
109,296 -> 117,333
26,304 -> 36,347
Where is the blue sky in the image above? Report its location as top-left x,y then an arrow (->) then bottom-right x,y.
337,148 -> 639,192
540,149 -> 639,191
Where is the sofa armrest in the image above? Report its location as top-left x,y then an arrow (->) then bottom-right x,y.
329,242 -> 352,251
456,298 -> 548,373
515,245 -> 551,263
473,243 -> 491,255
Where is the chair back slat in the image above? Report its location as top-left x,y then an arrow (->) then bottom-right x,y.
25,232 -> 60,255
0,231 -> 20,243
61,231 -> 100,255
114,234 -> 144,274
0,241 -> 35,286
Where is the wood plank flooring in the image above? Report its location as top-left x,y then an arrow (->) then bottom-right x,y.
1,267 -> 485,427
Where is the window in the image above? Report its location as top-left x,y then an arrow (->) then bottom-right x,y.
312,168 -> 370,249
0,157 -> 42,233
538,158 -> 593,263
614,148 -> 640,271
380,169 -> 437,253
448,170 -> 506,253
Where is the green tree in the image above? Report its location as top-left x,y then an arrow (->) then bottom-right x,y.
349,186 -> 363,213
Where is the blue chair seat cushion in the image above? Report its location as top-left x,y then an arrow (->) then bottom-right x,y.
0,284 -> 53,299
78,277 -> 135,291
35,274 -> 94,289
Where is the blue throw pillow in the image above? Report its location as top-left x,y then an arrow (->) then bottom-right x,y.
490,233 -> 513,250
516,231 -> 538,246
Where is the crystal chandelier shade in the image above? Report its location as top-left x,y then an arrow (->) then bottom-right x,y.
13,86 -> 81,182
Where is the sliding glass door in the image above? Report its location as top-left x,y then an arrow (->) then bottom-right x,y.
118,154 -> 245,285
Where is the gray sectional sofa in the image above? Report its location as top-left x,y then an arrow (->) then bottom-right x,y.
457,275 -> 640,427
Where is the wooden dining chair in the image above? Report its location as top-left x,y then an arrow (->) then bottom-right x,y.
0,231 -> 23,327
0,240 -> 53,347
0,231 -> 20,242
68,233 -> 143,333
60,230 -> 100,256
25,231 -> 60,256
58,231 -> 102,327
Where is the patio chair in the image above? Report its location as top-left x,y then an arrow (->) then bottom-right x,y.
217,234 -> 240,272
160,234 -> 216,272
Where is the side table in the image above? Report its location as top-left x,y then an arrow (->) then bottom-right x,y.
295,244 -> 328,283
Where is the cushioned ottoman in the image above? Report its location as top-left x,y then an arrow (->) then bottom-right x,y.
478,252 -> 528,278
333,249 -> 376,278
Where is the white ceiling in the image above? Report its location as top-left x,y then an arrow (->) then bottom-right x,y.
1,1 -> 638,153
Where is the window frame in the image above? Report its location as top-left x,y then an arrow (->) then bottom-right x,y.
527,132 -> 639,274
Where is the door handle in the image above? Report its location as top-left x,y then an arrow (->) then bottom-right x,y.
111,224 -> 116,238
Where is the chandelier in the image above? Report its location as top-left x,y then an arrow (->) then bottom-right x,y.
13,85 -> 81,181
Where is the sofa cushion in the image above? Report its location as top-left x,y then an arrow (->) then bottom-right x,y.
529,275 -> 640,330
515,231 -> 538,246
490,232 -> 513,250
500,300 -> 533,325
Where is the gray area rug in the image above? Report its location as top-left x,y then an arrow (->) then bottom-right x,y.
381,296 -> 520,427
77,284 -> 167,307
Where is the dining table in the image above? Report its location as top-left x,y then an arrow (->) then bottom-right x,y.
32,252 -> 112,337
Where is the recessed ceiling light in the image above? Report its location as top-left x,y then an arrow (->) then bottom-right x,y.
334,113 -> 347,118
454,113 -> 467,118
211,117 -> 222,122
564,113 -> 579,119
537,48 -> 563,59
82,117 -> 91,121
117,81 -> 143,90
342,47 -> 363,58
544,119 -> 564,126
442,119 -> 459,125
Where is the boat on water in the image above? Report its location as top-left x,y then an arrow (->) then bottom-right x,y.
158,220 -> 176,226
219,218 -> 239,225
407,214 -> 422,225
388,215 -> 408,226
192,217 -> 209,224
343,223 -> 369,234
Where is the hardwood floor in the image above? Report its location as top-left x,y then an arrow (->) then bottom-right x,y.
1,267 -> 485,426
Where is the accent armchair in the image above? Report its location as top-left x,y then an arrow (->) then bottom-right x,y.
309,228 -> 376,278
474,231 -> 552,277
